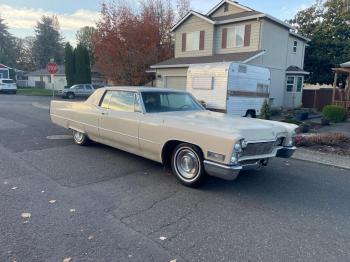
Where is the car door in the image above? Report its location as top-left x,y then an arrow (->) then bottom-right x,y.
75,84 -> 85,97
84,84 -> 94,97
99,90 -> 141,153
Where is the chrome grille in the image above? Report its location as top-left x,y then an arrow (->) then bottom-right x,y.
241,141 -> 275,157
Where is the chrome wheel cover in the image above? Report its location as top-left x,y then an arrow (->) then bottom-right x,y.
175,148 -> 200,180
73,130 -> 84,143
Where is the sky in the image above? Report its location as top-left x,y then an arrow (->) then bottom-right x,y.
0,0 -> 315,45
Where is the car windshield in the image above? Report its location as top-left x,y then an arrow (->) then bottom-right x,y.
141,91 -> 203,113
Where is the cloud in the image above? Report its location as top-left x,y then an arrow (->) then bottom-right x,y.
0,4 -> 99,31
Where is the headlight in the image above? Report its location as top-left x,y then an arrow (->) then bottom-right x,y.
234,142 -> 242,152
231,155 -> 238,165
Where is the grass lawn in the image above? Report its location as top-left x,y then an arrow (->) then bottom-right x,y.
17,88 -> 58,96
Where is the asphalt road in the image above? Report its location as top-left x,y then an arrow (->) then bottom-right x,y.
0,94 -> 349,262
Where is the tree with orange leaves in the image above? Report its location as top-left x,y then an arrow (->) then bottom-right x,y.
94,0 -> 174,86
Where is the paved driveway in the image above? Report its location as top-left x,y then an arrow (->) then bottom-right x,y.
0,95 -> 349,262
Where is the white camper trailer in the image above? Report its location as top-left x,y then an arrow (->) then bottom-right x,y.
187,62 -> 271,117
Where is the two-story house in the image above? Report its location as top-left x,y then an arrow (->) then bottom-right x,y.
150,0 -> 310,108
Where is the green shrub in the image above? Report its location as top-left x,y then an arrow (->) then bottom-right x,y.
259,99 -> 271,120
322,105 -> 347,123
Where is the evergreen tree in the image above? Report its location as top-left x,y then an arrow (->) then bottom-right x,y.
83,46 -> 91,83
259,100 -> 271,120
64,43 -> 75,87
76,26 -> 96,65
74,44 -> 91,84
0,16 -> 20,68
32,15 -> 64,69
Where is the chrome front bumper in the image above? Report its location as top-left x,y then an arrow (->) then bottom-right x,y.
204,146 -> 296,181
276,146 -> 296,158
204,160 -> 242,181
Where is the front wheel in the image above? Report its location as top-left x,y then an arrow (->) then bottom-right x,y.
67,92 -> 75,99
72,130 -> 90,146
171,143 -> 206,187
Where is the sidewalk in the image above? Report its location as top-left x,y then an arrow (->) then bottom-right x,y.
292,148 -> 350,170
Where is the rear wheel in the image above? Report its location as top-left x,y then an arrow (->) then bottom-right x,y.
72,130 -> 89,146
67,92 -> 75,99
171,143 -> 206,187
245,110 -> 256,118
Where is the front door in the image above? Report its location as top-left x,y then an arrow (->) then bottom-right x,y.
99,90 -> 141,153
285,75 -> 304,108
75,84 -> 85,97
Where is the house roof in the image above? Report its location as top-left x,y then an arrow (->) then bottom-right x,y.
171,10 -> 215,31
151,50 -> 265,68
0,64 -> 10,69
340,61 -> 350,68
207,0 -> 253,16
286,66 -> 309,75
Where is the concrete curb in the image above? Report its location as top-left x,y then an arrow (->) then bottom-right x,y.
292,148 -> 350,171
32,102 -> 49,110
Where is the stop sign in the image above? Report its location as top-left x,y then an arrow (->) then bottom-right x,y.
47,62 -> 59,75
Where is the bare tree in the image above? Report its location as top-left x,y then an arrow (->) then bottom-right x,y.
176,0 -> 191,20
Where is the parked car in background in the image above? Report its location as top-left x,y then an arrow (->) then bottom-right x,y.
0,79 -> 17,94
50,87 -> 297,187
59,84 -> 95,99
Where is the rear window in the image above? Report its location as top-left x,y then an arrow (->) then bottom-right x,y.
2,80 -> 14,84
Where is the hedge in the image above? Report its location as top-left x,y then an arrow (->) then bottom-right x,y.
322,105 -> 347,123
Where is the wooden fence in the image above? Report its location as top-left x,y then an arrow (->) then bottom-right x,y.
302,89 -> 333,111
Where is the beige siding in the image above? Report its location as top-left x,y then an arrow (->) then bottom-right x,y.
174,16 -> 214,58
213,20 -> 261,54
287,36 -> 306,68
210,4 -> 248,18
260,20 -> 289,69
155,68 -> 188,89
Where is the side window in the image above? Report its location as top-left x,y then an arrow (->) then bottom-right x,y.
76,85 -> 84,90
293,40 -> 298,53
296,77 -> 303,92
85,85 -> 92,90
286,76 -> 295,92
108,91 -> 135,112
100,91 -> 112,109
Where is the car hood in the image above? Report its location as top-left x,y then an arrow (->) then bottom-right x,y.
160,110 -> 298,142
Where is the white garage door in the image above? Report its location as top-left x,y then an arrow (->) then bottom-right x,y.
165,76 -> 187,90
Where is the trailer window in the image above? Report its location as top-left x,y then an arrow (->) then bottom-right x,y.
192,77 -> 213,90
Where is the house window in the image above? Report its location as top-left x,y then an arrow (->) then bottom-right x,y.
224,3 -> 229,12
286,76 -> 295,92
296,76 -> 303,92
293,40 -> 298,53
186,31 -> 200,51
227,25 -> 245,48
